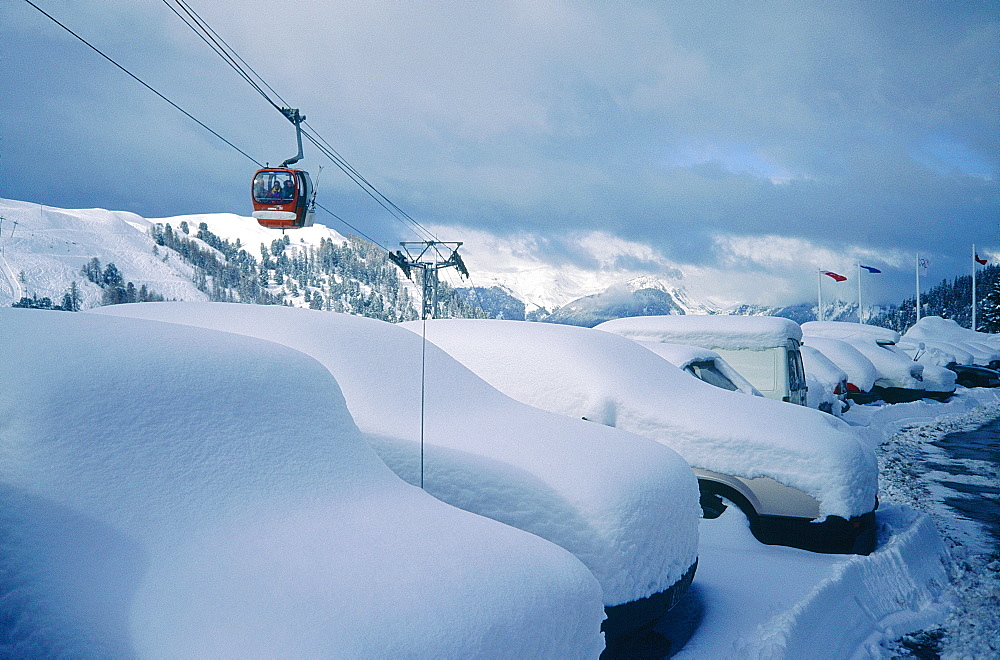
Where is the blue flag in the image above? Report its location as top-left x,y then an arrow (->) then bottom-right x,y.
859,265 -> 881,273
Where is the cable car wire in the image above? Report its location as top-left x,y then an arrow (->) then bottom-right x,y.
160,0 -> 441,244
160,0 -> 287,115
23,0 -> 396,246
22,0 -> 264,168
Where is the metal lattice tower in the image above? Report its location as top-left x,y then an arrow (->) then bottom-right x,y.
389,241 -> 469,319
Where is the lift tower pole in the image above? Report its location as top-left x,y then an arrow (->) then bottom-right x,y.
389,241 -> 469,319
387,241 -> 469,491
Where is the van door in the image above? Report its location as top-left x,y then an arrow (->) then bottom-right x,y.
786,342 -> 808,406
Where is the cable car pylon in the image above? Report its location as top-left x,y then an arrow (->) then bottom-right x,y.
390,242 -> 468,319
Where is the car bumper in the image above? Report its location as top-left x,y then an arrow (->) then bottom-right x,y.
601,560 -> 698,642
871,385 -> 925,404
752,508 -> 878,555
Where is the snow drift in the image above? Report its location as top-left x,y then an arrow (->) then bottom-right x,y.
91,302 -> 700,609
0,308 -> 606,657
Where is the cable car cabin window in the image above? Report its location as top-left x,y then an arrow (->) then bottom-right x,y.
253,171 -> 298,205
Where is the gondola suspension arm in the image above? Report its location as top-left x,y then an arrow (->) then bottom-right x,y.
279,108 -> 305,168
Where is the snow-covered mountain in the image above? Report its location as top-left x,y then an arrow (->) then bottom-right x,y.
459,275 -> 864,326
0,198 -> 484,321
0,197 -> 858,325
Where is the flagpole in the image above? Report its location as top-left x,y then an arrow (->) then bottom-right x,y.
972,243 -> 977,331
915,253 -> 921,323
857,263 -> 863,324
817,269 -> 823,322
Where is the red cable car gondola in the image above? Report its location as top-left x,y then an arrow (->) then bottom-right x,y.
252,168 -> 315,229
252,108 -> 316,229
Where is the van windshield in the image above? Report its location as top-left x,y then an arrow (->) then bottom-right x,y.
713,347 -> 777,392
685,361 -> 740,391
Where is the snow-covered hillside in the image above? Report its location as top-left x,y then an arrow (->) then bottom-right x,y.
0,198 -> 354,308
0,199 -> 207,308
0,198 -> 867,326
0,198 -> 439,320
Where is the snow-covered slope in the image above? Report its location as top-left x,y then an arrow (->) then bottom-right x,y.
0,307 -> 605,657
0,198 -> 355,309
0,198 -> 205,307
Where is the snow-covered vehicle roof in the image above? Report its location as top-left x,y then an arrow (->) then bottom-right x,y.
91,303 -> 699,611
801,320 -> 901,344
801,336 -> 879,393
802,322 -> 923,392
1,308 -> 605,657
636,340 -> 761,396
403,318 -> 877,521
596,314 -> 802,350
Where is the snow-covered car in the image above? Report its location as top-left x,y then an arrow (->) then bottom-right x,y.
597,315 -> 809,406
801,322 -> 935,403
404,318 -> 879,555
899,339 -> 974,367
635,341 -> 762,396
800,345 -> 850,415
946,363 -> 1000,388
802,335 -> 880,403
903,316 -> 1000,369
1,308 -> 607,657
91,303 -> 700,642
897,340 -> 1000,389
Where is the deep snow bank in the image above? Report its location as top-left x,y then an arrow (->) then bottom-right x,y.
90,302 -> 700,608
665,504 -> 949,658
0,308 -> 605,657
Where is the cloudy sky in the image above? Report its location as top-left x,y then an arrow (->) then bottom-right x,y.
2,0 -> 997,307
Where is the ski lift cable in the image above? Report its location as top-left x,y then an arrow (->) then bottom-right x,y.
161,0 -> 442,244
300,125 -> 437,241
22,0 -> 265,168
300,131 -> 436,243
165,0 -> 291,111
161,0 -> 283,114
22,0 -> 396,245
313,200 -> 388,251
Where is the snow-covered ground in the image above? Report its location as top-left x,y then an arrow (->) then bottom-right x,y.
662,389 -> 1000,658
0,261 -> 997,655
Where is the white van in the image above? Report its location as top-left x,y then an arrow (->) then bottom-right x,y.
596,315 -> 809,406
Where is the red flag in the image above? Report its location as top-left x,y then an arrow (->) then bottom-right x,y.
975,253 -> 988,265
821,270 -> 847,282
